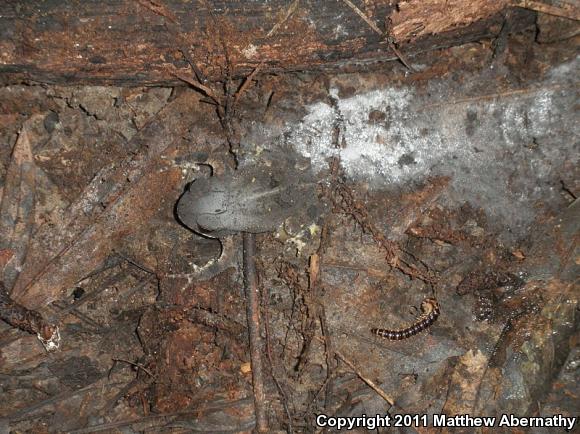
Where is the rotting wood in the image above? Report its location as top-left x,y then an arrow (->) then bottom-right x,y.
9,90 -> 220,310
0,1 -> 536,85
390,0 -> 511,43
512,0 -> 580,21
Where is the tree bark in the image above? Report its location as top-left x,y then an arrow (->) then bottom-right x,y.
0,0 -> 535,85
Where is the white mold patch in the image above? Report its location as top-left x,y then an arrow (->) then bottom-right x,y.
283,58 -> 579,237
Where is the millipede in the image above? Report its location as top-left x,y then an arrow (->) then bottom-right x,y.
371,297 -> 440,340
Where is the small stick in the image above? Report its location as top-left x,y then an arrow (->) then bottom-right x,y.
340,0 -> 383,34
233,62 -> 264,106
266,0 -> 300,38
339,0 -> 415,71
189,306 -> 246,337
242,233 -> 268,432
49,300 -> 102,331
335,348 -> 395,407
136,0 -> 178,23
0,281 -> 59,351
384,37 -> 416,72
316,336 -> 394,407
171,70 -> 222,106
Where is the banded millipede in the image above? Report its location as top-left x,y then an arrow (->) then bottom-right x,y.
371,297 -> 440,340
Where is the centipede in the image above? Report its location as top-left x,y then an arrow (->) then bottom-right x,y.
371,297 -> 440,340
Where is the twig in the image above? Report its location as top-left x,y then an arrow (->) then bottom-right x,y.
233,62 -> 264,106
330,182 -> 437,283
171,70 -> 222,106
331,343 -> 395,407
189,307 -> 246,337
49,300 -> 102,331
384,36 -> 416,72
308,253 -> 320,288
136,0 -> 177,23
242,232 -> 268,432
339,0 -> 415,71
266,0 -> 301,38
340,0 -> 382,34
0,281 -> 59,351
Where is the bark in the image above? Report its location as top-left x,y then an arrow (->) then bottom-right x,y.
0,1 -> 535,85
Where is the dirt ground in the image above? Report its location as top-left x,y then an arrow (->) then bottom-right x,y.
0,11 -> 578,434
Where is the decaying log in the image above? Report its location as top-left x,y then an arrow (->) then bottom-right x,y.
0,1 -> 537,85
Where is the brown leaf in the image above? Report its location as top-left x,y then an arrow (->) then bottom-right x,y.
0,118 -> 41,291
